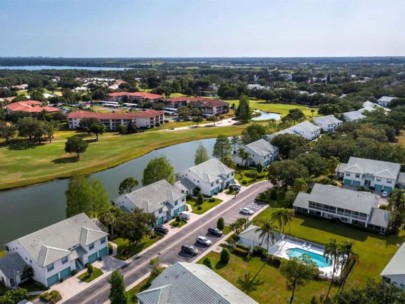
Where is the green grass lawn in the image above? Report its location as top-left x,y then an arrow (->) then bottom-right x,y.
397,130 -> 405,147
114,235 -> 162,260
189,197 -> 223,214
18,280 -> 47,292
77,267 -> 103,283
235,168 -> 267,186
127,277 -> 151,303
254,208 -> 405,287
0,123 -> 249,190
225,99 -> 319,118
199,251 -> 332,303
0,250 -> 6,258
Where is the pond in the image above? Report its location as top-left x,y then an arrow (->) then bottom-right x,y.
0,138 -> 216,246
251,110 -> 281,121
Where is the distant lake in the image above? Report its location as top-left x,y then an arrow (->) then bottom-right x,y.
0,65 -> 131,71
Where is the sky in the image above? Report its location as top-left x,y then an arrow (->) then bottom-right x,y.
0,0 -> 404,57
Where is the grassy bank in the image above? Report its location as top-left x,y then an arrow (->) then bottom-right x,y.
0,124 -> 249,190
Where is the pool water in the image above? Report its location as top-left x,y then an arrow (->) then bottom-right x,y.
286,247 -> 332,268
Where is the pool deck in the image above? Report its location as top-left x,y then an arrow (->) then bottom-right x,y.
269,236 -> 341,279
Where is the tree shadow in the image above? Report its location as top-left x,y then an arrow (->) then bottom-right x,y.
52,156 -> 79,164
215,261 -> 228,270
85,138 -> 98,144
6,140 -> 39,150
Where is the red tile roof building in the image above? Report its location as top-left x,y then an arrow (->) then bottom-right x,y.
165,97 -> 229,116
67,110 -> 165,130
5,100 -> 60,114
108,92 -> 162,102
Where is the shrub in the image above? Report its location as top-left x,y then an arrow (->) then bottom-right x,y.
196,193 -> 204,205
208,197 -> 215,202
220,248 -> 230,265
71,270 -> 78,276
197,206 -> 202,210
245,171 -> 258,178
108,244 -> 114,255
241,180 -> 247,185
87,264 -> 94,275
252,246 -> 267,258
267,255 -> 281,267
232,247 -> 249,257
202,257 -> 213,269
176,215 -> 181,222
256,163 -> 263,173
40,290 -> 62,304
217,217 -> 225,230
235,243 -> 250,251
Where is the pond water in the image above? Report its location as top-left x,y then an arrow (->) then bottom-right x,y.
251,110 -> 281,121
0,66 -> 131,71
0,138 -> 216,246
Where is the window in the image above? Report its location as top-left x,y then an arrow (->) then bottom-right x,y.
376,177 -> 381,182
387,179 -> 392,184
175,201 -> 178,206
159,208 -> 163,213
345,172 -> 350,177
355,174 -> 360,178
89,243 -> 94,250
47,263 -> 54,272
62,257 -> 68,264
101,237 -> 106,244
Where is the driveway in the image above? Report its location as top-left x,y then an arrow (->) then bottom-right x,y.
63,180 -> 271,304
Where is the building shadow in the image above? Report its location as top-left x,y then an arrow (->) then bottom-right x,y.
52,156 -> 79,164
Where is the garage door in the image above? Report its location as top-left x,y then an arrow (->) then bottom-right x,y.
88,252 -> 98,263
98,247 -> 108,257
352,181 -> 361,186
47,274 -> 59,287
59,267 -> 71,280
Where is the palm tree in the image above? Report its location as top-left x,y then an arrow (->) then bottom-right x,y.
237,272 -> 263,294
336,241 -> 353,293
231,136 -> 240,154
99,209 -> 116,237
238,147 -> 251,167
271,208 -> 288,233
255,220 -> 276,255
324,239 -> 340,298
286,209 -> 294,234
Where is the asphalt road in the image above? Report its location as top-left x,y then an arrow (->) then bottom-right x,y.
64,181 -> 271,304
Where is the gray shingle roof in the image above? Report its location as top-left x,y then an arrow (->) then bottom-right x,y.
245,139 -> 278,157
378,96 -> 396,103
114,179 -> 185,214
290,121 -> 321,139
345,157 -> 401,179
137,262 -> 258,304
381,243 -> 405,276
368,208 -> 391,228
187,158 -> 234,183
294,184 -> 379,214
238,225 -> 281,247
8,213 -> 107,267
0,252 -> 27,279
313,115 -> 342,126
343,110 -> 365,121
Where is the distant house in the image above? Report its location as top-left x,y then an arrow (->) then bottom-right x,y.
4,213 -> 108,287
342,110 -> 365,122
67,110 -> 165,130
377,96 -> 397,107
0,253 -> 27,288
313,115 -> 342,132
136,262 -> 258,304
113,179 -> 187,226
266,121 -> 321,141
5,100 -> 60,114
108,92 -> 162,103
381,243 -> 405,289
178,159 -> 235,196
164,97 -> 229,116
293,184 -> 391,233
233,139 -> 278,167
336,157 -> 403,194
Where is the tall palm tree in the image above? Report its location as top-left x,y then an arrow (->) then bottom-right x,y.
324,239 -> 340,298
255,220 -> 276,254
231,136 -> 240,153
271,208 -> 288,233
336,241 -> 353,293
99,209 -> 116,237
285,209 -> 294,234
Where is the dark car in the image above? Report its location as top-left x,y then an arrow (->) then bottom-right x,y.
154,226 -> 169,235
181,244 -> 199,256
208,227 -> 223,237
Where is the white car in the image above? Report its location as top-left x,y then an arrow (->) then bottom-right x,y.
381,191 -> 388,198
240,207 -> 254,215
196,236 -> 212,246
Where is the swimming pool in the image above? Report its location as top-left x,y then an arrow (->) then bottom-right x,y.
286,247 -> 332,268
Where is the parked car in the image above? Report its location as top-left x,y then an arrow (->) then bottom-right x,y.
196,236 -> 212,246
154,226 -> 169,235
179,211 -> 191,221
381,191 -> 389,198
208,227 -> 223,237
240,207 -> 254,215
181,244 -> 199,256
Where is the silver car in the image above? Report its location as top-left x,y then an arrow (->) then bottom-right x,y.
196,236 -> 212,246
240,207 -> 254,215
